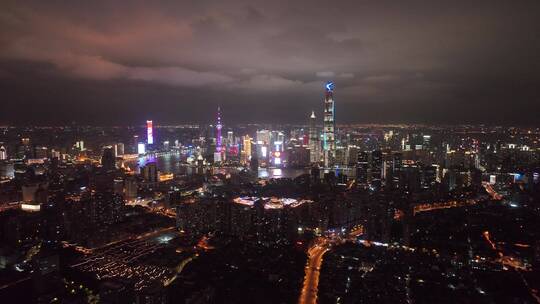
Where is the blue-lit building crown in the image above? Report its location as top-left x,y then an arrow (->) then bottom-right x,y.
325,81 -> 335,92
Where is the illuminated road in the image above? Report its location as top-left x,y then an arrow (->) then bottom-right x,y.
413,183 -> 503,216
0,201 -> 21,213
413,199 -> 477,215
484,230 -> 540,303
482,182 -> 503,200
63,226 -> 176,255
299,239 -> 330,304
482,230 -> 529,271
164,254 -> 198,286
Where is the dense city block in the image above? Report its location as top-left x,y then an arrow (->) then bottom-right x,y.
1,120 -> 540,303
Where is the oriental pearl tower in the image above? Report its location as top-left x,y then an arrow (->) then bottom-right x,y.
216,106 -> 222,152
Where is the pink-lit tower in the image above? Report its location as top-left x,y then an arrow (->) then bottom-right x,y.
216,106 -> 222,152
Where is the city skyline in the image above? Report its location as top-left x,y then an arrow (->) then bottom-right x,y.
2,119 -> 540,303
3,2 -> 540,303
2,1 -> 540,125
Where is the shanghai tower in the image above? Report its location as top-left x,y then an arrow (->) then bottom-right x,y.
323,81 -> 335,167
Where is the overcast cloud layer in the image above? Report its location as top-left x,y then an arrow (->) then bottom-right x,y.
1,0 -> 540,125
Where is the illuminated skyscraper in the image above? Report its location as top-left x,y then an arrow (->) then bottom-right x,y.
274,131 -> 284,152
256,129 -> 270,166
138,143 -> 146,155
241,135 -> 252,165
323,81 -> 335,167
0,146 -> 7,160
114,143 -> 124,157
227,131 -> 234,146
309,111 -> 320,163
256,130 -> 270,145
75,140 -> 84,151
146,120 -> 154,145
216,107 -> 222,152
214,107 -> 224,163
132,135 -> 139,153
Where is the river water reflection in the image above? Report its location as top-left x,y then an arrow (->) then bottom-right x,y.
121,153 -> 310,179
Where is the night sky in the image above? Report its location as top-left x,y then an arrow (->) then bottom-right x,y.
1,1 -> 540,125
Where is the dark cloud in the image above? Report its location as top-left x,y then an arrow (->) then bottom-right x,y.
1,0 -> 540,125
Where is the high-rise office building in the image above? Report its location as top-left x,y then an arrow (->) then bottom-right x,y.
142,162 -> 158,184
288,146 -> 310,167
274,131 -> 284,152
323,81 -> 336,167
256,130 -> 270,145
371,150 -> 383,188
124,176 -> 138,201
421,164 -> 438,189
346,146 -> 358,166
309,111 -> 320,163
147,120 -> 154,145
241,135 -> 252,165
388,152 -> 403,188
114,143 -> 124,157
0,146 -> 6,160
51,149 -> 61,160
16,139 -> 32,159
422,135 -> 431,149
357,151 -> 370,184
75,140 -> 84,151
101,146 -> 116,170
132,135 -> 139,153
34,146 -> 48,159
227,131 -> 234,146
0,161 -> 14,179
113,178 -> 124,195
256,130 -> 270,166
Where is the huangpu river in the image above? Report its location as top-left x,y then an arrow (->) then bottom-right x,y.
121,152 -> 311,179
